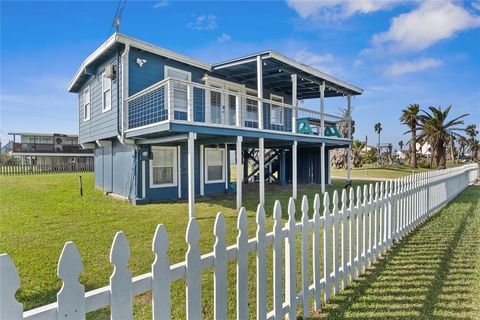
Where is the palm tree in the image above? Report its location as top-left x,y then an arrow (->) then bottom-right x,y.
400,104 -> 420,168
374,122 -> 382,155
470,139 -> 479,160
465,124 -> 478,140
399,140 -> 404,150
415,106 -> 469,169
457,136 -> 468,162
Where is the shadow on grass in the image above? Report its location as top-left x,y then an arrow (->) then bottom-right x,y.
312,188 -> 479,320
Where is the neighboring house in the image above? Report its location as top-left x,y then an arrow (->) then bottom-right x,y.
0,140 -> 13,154
361,145 -> 376,153
416,142 -> 431,157
396,149 -> 408,160
8,132 -> 94,168
68,33 -> 362,212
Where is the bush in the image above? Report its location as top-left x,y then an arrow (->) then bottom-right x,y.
418,159 -> 432,169
0,153 -> 21,165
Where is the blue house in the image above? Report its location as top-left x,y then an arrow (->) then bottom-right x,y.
69,33 -> 362,215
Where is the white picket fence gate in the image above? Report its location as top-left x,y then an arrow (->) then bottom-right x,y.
1,164 -> 478,320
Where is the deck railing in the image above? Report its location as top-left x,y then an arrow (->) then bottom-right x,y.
0,163 -> 94,175
1,164 -> 477,319
12,143 -> 92,154
125,78 -> 351,139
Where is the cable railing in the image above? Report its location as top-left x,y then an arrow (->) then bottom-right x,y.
125,78 -> 351,139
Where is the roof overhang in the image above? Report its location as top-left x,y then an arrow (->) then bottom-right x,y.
8,132 -> 79,138
212,50 -> 363,99
68,33 -> 212,93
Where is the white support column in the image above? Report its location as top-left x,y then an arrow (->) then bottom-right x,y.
257,55 -> 263,129
236,136 -> 243,209
259,138 -> 265,205
320,82 -> 326,136
200,145 -> 204,196
188,132 -> 196,218
224,143 -> 228,190
328,149 -> 332,184
235,95 -> 241,127
321,143 -> 326,194
177,146 -> 182,199
347,95 -> 352,183
291,74 -> 297,133
293,140 -> 298,200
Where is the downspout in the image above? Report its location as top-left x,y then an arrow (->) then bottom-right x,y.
118,43 -> 135,146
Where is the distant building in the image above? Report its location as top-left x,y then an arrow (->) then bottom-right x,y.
396,149 -> 408,160
8,132 -> 94,168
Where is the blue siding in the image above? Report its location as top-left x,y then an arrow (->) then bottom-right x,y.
78,51 -> 122,144
128,48 -> 207,96
112,140 -> 136,198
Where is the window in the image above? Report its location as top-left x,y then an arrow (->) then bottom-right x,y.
102,73 -> 112,112
165,66 -> 191,112
270,94 -> 284,126
150,147 -> 177,187
83,87 -> 91,121
205,148 -> 225,183
246,98 -> 258,122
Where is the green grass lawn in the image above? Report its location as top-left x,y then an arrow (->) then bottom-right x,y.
2,173 -> 478,319
315,185 -> 480,319
0,173 -> 369,319
331,161 -> 463,180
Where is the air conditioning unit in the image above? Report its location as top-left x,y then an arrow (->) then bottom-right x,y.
105,64 -> 116,79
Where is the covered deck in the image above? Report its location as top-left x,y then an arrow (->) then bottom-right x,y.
123,49 -> 362,215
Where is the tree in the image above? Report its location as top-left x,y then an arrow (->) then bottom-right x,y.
457,136 -> 468,162
399,140 -> 404,150
374,122 -> 382,155
415,106 -> 469,169
465,124 -> 478,140
469,139 -> 479,160
400,104 -> 420,168
351,139 -> 365,167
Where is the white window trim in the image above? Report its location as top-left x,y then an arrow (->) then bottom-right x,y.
164,65 -> 192,81
150,146 -> 178,188
101,72 -> 112,113
205,147 -> 226,184
83,86 -> 91,121
270,94 -> 284,126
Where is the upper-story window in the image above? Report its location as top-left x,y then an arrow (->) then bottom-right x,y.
102,73 -> 112,112
246,89 -> 258,123
83,87 -> 91,121
165,66 -> 191,113
270,94 -> 284,126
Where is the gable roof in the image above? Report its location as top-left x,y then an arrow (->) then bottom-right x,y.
69,33 -> 362,97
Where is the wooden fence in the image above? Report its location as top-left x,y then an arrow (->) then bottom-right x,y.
0,163 -> 93,175
0,164 -> 478,319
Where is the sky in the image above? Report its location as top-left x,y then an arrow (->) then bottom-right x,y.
1,0 -> 479,149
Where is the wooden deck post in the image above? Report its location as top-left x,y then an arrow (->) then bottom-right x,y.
293,140 -> 298,200
291,74 -> 297,133
188,132 -> 196,218
347,95 -> 352,183
236,136 -> 243,209
259,138 -> 265,206
321,142 -> 326,194
320,81 -> 325,136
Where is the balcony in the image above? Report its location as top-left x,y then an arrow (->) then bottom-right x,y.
125,78 -> 351,140
12,143 -> 93,154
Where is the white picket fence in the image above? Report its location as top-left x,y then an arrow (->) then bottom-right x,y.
1,164 -> 478,320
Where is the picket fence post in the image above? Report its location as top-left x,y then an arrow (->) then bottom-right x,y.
186,218 -> 201,320
323,192 -> 331,302
214,213 -> 227,320
110,231 -> 133,319
272,200 -> 283,319
152,224 -> 171,320
285,197 -> 297,319
301,195 -> 310,317
256,204 -> 267,320
0,254 -> 23,320
312,194 -> 322,310
57,242 -> 85,320
237,208 -> 248,320
340,189 -> 348,290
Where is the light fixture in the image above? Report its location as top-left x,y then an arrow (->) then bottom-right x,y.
136,57 -> 147,67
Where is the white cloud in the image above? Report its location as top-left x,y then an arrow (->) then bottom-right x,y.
153,0 -> 169,8
372,0 -> 480,52
286,0 -> 406,20
472,2 -> 480,11
187,14 -> 218,31
217,33 -> 231,43
291,50 -> 344,76
384,58 -> 443,76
